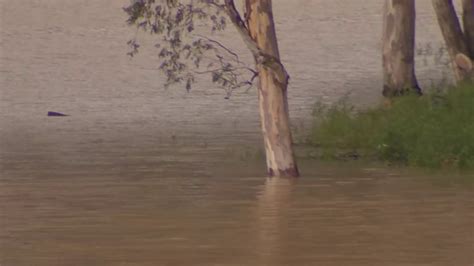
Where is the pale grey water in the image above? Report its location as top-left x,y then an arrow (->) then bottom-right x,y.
1,1 -> 473,265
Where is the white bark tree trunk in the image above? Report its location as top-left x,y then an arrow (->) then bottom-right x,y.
225,0 -> 299,177
246,0 -> 299,177
382,0 -> 421,97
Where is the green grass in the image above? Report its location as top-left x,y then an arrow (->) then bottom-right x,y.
308,83 -> 474,169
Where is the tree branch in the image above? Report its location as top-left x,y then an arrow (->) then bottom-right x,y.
223,0 -> 261,59
223,0 -> 289,85
194,34 -> 241,63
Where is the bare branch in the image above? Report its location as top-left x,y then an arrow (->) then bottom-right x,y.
194,34 -> 241,63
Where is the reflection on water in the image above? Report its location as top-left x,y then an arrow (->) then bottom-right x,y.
256,178 -> 295,265
1,157 -> 473,265
1,0 -> 473,265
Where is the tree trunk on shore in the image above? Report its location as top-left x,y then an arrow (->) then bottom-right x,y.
382,0 -> 421,97
225,0 -> 299,177
432,0 -> 472,82
462,0 -> 474,57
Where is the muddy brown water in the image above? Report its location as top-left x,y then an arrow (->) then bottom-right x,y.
1,1 -> 473,265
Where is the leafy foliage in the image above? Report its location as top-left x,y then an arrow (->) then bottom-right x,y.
124,0 -> 257,96
309,84 -> 474,169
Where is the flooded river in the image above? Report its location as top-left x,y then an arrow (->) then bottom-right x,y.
1,0 -> 473,265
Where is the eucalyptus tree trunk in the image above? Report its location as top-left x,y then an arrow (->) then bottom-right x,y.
462,0 -> 474,56
224,0 -> 299,177
432,0 -> 472,82
382,0 -> 421,97
125,1 -> 299,177
245,0 -> 299,177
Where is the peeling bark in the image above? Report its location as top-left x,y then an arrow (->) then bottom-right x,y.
382,0 -> 421,97
226,0 -> 298,177
433,0 -> 472,82
455,53 -> 474,77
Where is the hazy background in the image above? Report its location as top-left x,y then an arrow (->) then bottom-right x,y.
0,0 -> 455,143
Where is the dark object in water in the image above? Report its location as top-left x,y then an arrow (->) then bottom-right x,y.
47,111 -> 68,117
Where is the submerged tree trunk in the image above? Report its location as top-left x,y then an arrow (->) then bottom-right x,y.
462,0 -> 474,57
243,0 -> 299,177
224,0 -> 298,177
432,0 -> 472,82
382,0 -> 421,97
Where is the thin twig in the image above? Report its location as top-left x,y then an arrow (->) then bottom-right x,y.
194,34 -> 241,63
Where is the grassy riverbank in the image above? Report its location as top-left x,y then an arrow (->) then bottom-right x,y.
308,83 -> 474,169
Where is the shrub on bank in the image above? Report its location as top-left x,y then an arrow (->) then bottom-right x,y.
308,83 -> 474,169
